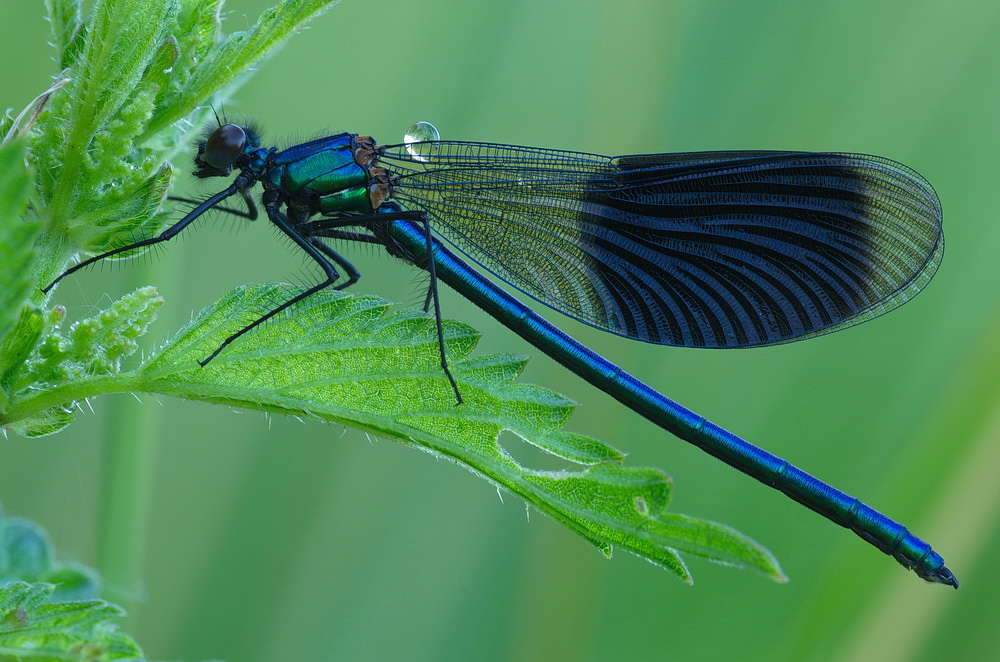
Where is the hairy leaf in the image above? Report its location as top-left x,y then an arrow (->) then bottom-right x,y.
0,583 -> 142,661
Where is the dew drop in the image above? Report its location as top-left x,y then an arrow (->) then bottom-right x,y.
403,121 -> 440,162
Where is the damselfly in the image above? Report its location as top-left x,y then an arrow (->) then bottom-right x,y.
45,120 -> 954,586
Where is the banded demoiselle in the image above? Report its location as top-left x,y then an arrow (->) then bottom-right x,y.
45,120 -> 955,586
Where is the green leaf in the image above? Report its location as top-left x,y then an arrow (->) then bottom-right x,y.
72,0 -> 175,136
0,113 -> 12,144
523,466 -> 781,574
2,288 -> 163,438
0,308 -> 49,411
38,565 -> 102,604
0,141 -> 37,349
4,284 -> 782,580
129,285 -> 781,581
0,583 -> 143,661
175,0 -> 222,64
30,2 -> 180,287
142,35 -> 180,103
41,0 -> 176,217
5,405 -> 76,438
67,163 -> 172,254
0,505 -> 101,603
0,519 -> 53,581
44,0 -> 84,67
143,0 -> 339,138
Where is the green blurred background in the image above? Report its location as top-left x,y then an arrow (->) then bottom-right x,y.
3,0 -> 999,660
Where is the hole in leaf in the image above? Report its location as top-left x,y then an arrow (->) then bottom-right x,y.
497,429 -> 583,472
633,496 -> 649,516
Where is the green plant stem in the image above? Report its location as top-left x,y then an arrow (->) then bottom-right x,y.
97,388 -> 161,608
1,375 -> 133,424
96,260 -> 176,608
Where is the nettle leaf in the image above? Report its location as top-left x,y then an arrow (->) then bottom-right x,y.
3,288 -> 163,438
143,35 -> 180,105
0,308 -> 49,404
44,0 -> 86,69
4,282 -> 781,579
0,583 -> 142,661
0,141 -> 36,348
0,518 -> 53,581
37,0 -> 175,217
68,163 -> 172,254
73,0 -> 175,136
0,505 -> 101,603
129,285 -> 780,581
144,0 -> 338,139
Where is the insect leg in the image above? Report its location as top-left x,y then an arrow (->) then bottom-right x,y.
198,201 -> 349,365
43,182 -> 243,293
168,188 -> 258,220
304,205 -> 462,404
311,239 -> 362,291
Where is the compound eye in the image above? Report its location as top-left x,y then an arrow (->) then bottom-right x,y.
202,124 -> 247,170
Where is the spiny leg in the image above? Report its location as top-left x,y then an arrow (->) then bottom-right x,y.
43,182 -> 243,293
301,208 -> 463,404
312,239 -> 362,291
412,213 -> 462,404
168,188 -> 258,220
422,284 -> 434,314
198,202 -> 348,365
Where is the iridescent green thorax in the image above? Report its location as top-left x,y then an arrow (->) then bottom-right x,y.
267,133 -> 375,215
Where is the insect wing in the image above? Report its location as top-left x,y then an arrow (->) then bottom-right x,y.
379,142 -> 943,348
